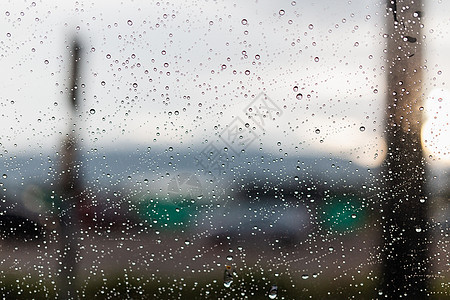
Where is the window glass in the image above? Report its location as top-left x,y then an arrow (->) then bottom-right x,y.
0,0 -> 448,298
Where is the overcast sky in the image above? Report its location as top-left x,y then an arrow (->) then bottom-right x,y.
0,0 -> 448,167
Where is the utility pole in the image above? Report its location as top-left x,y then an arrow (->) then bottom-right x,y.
382,0 -> 429,298
58,38 -> 82,299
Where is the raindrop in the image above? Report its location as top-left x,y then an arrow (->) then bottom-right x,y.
328,246 -> 334,251
279,10 -> 285,16
314,57 -> 319,62
302,274 -> 309,280
296,93 -> 303,100
308,24 -> 314,29
2,174 -> 7,179
351,214 -> 357,219
268,285 -> 278,299
404,36 -> 417,43
127,19 -> 133,26
226,255 -> 233,261
223,266 -> 233,288
241,19 -> 248,25
184,240 -> 190,245
44,60 -> 49,64
245,70 -> 250,75
315,129 -> 320,134
89,109 -> 95,114
359,126 -> 365,132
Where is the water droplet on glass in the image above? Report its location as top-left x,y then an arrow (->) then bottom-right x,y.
302,274 -> 309,280
351,214 -> 357,219
226,255 -> 233,261
359,126 -> 365,132
268,285 -> 278,299
296,93 -> 303,100
44,60 -> 49,64
90,109 -> 95,114
2,174 -> 7,179
328,246 -> 334,252
223,265 -> 233,288
184,240 -> 190,245
245,70 -> 250,75
315,129 -> 320,134
127,19 -> 133,26
241,19 -> 248,25
314,57 -> 319,62
279,10 -> 285,16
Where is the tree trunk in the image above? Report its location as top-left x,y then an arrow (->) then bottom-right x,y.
382,0 -> 429,298
58,39 -> 82,299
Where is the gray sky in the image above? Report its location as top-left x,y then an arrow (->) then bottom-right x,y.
0,0 -> 448,167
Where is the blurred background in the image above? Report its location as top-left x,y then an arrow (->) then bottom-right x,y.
0,0 -> 448,298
